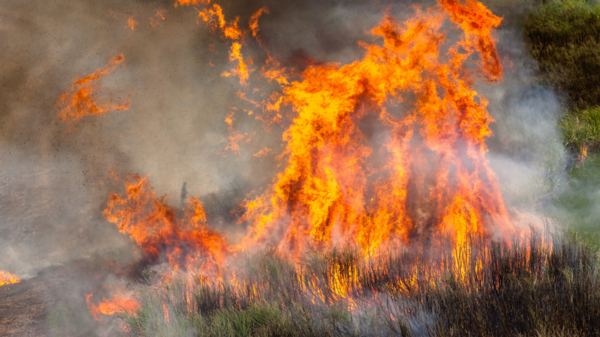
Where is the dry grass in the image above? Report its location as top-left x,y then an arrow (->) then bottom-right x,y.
119,233 -> 600,337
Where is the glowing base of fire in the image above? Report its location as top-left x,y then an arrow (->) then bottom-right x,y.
88,230 -> 550,323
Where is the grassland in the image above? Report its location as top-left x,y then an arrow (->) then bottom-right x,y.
118,234 -> 600,337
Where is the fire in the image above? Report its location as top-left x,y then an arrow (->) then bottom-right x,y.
242,0 -> 510,258
0,271 -> 20,286
195,3 -> 271,85
127,16 -> 138,31
249,7 -> 269,38
174,0 -> 208,6
97,0 -> 512,267
86,291 -> 140,321
93,0 -> 517,319
150,10 -> 167,28
58,54 -> 132,126
198,3 -> 245,41
254,147 -> 272,158
103,174 -> 230,272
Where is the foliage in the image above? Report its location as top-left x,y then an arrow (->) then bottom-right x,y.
560,106 -> 600,153
548,152 -> 600,246
524,0 -> 600,109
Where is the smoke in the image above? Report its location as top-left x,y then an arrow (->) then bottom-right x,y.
480,4 -> 567,221
0,0 -> 445,270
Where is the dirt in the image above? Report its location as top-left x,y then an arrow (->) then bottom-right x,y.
0,257 -> 136,337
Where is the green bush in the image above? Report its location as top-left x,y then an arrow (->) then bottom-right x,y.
524,0 -> 600,109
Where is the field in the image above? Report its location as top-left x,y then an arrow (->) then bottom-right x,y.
2,0 -> 600,336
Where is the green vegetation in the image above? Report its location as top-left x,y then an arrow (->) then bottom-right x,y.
549,152 -> 600,243
120,236 -> 600,337
521,0 -> 600,242
559,106 -> 600,153
524,0 -> 600,109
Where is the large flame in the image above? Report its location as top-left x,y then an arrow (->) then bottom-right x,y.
100,0 -> 511,264
242,1 -> 510,258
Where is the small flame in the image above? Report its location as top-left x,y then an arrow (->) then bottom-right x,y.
86,291 -> 140,321
58,54 -> 132,126
249,7 -> 269,38
198,4 -> 242,40
127,16 -> 138,31
253,147 -> 272,158
174,0 -> 209,7
150,10 -> 167,28
163,301 -> 170,324
0,271 -> 20,286
578,145 -> 588,166
221,42 -> 251,85
103,175 -> 230,272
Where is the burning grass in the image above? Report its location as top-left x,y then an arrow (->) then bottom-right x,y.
0,271 -> 21,287
106,232 -> 600,337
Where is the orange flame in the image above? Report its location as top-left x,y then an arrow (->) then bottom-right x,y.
241,1 -> 510,258
103,175 -> 230,272
102,0 -> 513,277
254,147 -> 272,158
58,54 -> 132,126
198,4 -> 242,40
86,291 -> 140,321
261,56 -> 289,85
150,10 -> 167,28
249,7 -> 269,38
221,42 -> 251,85
0,271 -> 20,286
196,3 -> 252,85
127,16 -> 138,31
174,0 -> 209,7
581,145 -> 588,158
